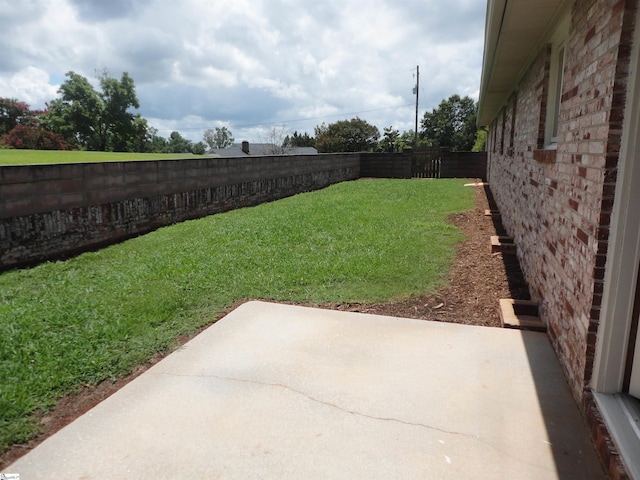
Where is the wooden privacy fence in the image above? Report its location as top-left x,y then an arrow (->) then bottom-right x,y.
411,149 -> 487,181
412,148 -> 441,178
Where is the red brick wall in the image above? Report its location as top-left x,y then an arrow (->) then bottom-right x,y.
487,0 -> 636,403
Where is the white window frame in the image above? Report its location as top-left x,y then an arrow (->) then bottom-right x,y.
544,15 -> 570,148
591,5 -> 640,477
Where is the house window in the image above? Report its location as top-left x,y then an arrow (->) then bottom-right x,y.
492,119 -> 498,153
500,110 -> 506,155
510,93 -> 517,153
550,46 -> 565,142
544,15 -> 570,147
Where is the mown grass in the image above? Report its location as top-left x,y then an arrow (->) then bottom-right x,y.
0,178 -> 474,453
0,149 -> 219,165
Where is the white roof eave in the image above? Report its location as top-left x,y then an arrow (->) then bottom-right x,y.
477,0 -> 568,127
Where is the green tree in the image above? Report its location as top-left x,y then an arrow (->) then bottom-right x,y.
283,130 -> 314,148
98,71 -> 141,151
48,72 -> 102,148
377,126 -> 402,152
472,129 -> 487,152
314,117 -> 380,153
192,141 -> 207,155
45,70 -> 142,151
149,130 -> 169,153
42,98 -> 79,148
420,94 -> 478,151
0,98 -> 32,135
398,129 -> 429,150
167,131 -> 192,153
203,126 -> 234,150
127,117 -> 153,152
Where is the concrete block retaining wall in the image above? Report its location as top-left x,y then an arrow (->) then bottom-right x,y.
359,151 -> 413,178
0,148 -> 487,270
0,154 -> 359,269
440,151 -> 488,181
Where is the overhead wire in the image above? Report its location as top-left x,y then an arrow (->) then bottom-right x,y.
152,103 -> 415,133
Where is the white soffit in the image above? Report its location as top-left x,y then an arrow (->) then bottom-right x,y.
478,0 -> 566,126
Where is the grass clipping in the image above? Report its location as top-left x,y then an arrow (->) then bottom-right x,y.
0,178 -> 474,453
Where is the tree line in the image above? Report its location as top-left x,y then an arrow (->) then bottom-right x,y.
0,70 -> 485,154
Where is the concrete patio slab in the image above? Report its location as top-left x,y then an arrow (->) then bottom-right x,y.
7,301 -> 605,479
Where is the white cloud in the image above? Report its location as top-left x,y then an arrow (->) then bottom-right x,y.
0,0 -> 486,142
0,67 -> 59,107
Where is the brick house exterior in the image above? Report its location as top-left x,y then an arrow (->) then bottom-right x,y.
478,0 -> 640,477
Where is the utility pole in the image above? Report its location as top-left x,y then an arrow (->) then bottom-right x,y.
414,65 -> 419,148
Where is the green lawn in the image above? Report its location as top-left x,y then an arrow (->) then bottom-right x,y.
0,179 -> 474,453
0,149 -> 219,165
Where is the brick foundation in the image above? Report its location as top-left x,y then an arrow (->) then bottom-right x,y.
583,392 -> 632,479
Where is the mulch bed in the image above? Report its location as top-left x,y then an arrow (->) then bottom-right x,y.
321,181 -> 530,326
0,180 -> 530,469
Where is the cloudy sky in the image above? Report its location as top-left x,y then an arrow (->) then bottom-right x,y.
0,0 -> 486,143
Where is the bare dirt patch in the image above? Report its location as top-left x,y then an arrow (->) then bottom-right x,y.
0,181 -> 529,469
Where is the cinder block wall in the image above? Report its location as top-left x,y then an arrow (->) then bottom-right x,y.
0,154 -> 359,269
359,151 -> 413,178
486,0 -> 635,402
440,151 -> 488,181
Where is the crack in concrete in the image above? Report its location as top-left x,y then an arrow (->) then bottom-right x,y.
219,373 -> 465,435
152,370 -> 551,472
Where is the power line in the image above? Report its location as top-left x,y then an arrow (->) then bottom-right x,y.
152,103 -> 415,132
236,103 -> 415,128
